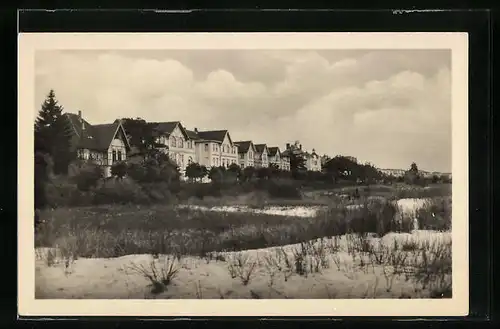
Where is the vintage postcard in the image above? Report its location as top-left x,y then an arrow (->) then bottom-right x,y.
18,32 -> 468,316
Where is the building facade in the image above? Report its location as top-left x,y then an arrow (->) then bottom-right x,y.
150,121 -> 196,176
254,144 -> 269,168
305,149 -> 321,172
187,129 -> 239,169
65,111 -> 131,177
267,147 -> 281,169
234,141 -> 256,168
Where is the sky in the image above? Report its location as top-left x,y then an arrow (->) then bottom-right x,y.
35,49 -> 452,172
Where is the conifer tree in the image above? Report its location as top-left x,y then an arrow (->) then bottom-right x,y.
34,90 -> 75,175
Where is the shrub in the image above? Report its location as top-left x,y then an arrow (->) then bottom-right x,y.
69,161 -> 104,192
44,177 -> 81,208
111,161 -> 128,179
141,182 -> 175,203
417,197 -> 452,231
265,181 -> 301,199
93,178 -> 150,205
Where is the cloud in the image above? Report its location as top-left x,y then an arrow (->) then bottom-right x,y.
35,49 -> 451,171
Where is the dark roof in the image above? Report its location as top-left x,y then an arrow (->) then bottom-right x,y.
234,141 -> 253,153
267,147 -> 280,156
148,121 -> 190,140
186,130 -> 200,140
196,130 -> 228,142
149,121 -> 178,135
65,113 -> 130,152
254,144 -> 267,154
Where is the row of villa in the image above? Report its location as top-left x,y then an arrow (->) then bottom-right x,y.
63,111 -> 322,177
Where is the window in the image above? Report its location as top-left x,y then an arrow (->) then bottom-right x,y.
179,139 -> 184,148
187,141 -> 191,148
118,151 -> 122,161
171,138 -> 176,147
112,150 -> 117,162
204,143 -> 209,152
180,154 -> 184,166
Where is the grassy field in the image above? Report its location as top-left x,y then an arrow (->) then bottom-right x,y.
34,183 -> 452,299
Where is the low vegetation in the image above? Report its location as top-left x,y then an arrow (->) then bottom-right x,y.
34,90 -> 453,299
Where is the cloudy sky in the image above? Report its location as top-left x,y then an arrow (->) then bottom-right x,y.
35,49 -> 451,172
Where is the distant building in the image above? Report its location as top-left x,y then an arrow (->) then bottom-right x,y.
149,121 -> 196,176
267,147 -> 282,169
283,141 -> 321,171
234,140 -> 256,168
379,168 -> 406,178
304,149 -> 321,172
64,111 -> 131,177
187,128 -> 239,169
254,144 -> 269,168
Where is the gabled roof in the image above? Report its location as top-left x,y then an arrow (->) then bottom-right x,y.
267,147 -> 281,156
254,144 -> 268,154
65,113 -> 131,152
186,130 -> 201,140
195,130 -> 228,143
148,121 -> 190,140
234,141 -> 254,153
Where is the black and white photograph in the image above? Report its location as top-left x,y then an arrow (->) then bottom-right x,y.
19,33 -> 468,316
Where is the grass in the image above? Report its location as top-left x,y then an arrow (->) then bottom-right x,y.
35,184 -> 452,299
127,255 -> 180,294
35,195 -> 451,259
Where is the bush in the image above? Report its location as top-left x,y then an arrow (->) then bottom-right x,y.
69,161 -> 104,192
417,197 -> 452,231
141,182 -> 175,203
45,177 -> 81,208
93,178 -> 150,205
265,181 -> 302,199
111,161 -> 128,179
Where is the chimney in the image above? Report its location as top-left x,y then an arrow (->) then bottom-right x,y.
78,110 -> 85,131
286,143 -> 290,149
194,127 -> 198,133
299,144 -> 302,150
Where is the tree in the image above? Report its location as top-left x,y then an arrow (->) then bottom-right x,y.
256,167 -> 271,180
405,162 -> 422,185
199,165 -> 209,182
111,161 -> 128,179
409,162 -> 419,174
290,153 -> 306,178
34,152 -> 51,210
227,163 -> 241,183
72,160 -> 104,191
34,90 -> 75,175
208,166 -> 225,183
242,166 -> 255,182
185,162 -> 200,182
121,118 -> 167,159
323,156 -> 353,184
268,163 -> 281,179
